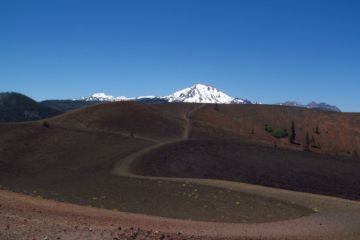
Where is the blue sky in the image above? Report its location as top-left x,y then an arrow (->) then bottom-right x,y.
0,0 -> 359,112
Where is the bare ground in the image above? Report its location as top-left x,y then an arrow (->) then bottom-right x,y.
1,103 -> 360,239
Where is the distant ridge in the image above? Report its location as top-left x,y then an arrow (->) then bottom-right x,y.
0,92 -> 62,122
278,101 -> 341,112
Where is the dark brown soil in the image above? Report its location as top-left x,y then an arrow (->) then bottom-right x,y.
0,121 -> 310,223
0,171 -> 311,223
0,122 -> 152,174
133,139 -> 360,200
49,101 -> 190,141
1,102 -> 360,239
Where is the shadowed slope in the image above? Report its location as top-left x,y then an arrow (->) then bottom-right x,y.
133,139 -> 360,200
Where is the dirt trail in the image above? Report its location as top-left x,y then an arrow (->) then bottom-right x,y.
183,104 -> 205,139
111,104 -> 205,176
110,103 -> 360,240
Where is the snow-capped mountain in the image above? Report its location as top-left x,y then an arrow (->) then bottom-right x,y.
167,84 -> 248,104
80,84 -> 250,104
76,83 -> 340,112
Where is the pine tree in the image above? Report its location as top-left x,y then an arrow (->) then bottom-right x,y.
290,121 -> 296,144
304,131 -> 310,151
43,121 -> 50,128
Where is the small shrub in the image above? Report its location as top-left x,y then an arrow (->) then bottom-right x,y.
271,128 -> 288,139
265,125 -> 288,139
43,121 -> 50,128
312,207 -> 320,213
264,124 -> 273,133
304,132 -> 310,151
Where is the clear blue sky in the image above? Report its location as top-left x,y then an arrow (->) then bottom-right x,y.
0,0 -> 359,112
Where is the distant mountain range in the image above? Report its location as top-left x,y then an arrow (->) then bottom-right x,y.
77,84 -> 252,104
74,83 -> 339,111
0,84 -> 341,122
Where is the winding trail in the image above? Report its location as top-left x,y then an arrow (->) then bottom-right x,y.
110,104 -> 360,240
111,104 -> 205,177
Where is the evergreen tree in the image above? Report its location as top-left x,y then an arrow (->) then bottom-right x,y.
43,121 -> 50,128
290,121 -> 296,144
304,131 -> 310,151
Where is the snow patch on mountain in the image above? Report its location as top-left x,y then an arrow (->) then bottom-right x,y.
80,93 -> 129,102
166,84 -> 234,103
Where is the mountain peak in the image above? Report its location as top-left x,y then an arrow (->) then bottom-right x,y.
167,83 -> 236,104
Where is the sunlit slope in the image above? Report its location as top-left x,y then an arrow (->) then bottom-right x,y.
50,101 -> 189,141
190,104 -> 360,156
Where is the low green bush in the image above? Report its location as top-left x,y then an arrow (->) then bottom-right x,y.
271,129 -> 288,139
265,124 -> 288,139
